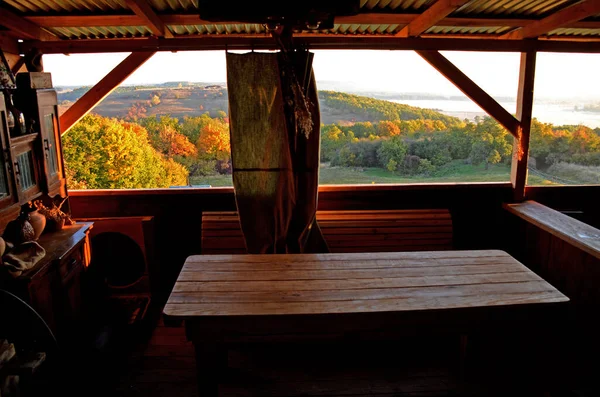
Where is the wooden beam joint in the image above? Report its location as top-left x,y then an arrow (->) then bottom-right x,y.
0,5 -> 58,41
501,0 -> 600,39
396,0 -> 470,37
126,0 -> 174,38
59,51 -> 155,134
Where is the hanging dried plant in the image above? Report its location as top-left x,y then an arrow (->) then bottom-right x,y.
32,197 -> 72,224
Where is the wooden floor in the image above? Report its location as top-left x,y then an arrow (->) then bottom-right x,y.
115,314 -> 466,397
65,305 -> 584,397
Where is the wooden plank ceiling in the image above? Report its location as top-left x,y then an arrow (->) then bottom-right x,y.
0,0 -> 600,54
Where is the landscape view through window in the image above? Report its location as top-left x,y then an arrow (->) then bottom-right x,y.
45,50 -> 600,189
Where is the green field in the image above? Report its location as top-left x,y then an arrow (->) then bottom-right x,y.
189,160 -> 553,187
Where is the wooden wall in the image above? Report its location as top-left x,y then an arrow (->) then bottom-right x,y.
69,183 -> 513,302
502,208 -> 600,385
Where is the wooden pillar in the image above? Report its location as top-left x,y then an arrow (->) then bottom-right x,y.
59,51 -> 155,134
510,51 -> 537,202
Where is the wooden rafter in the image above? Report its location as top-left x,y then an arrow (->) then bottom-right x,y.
501,0 -> 600,40
59,52 -> 155,134
396,0 -> 471,37
24,13 -> 600,30
511,52 -> 537,202
19,36 -> 600,55
416,50 -> 520,137
0,5 -> 58,41
125,0 -> 174,38
0,33 -> 20,55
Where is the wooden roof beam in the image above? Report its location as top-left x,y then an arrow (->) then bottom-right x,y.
396,0 -> 471,37
0,5 -> 58,41
125,0 -> 174,38
23,13 -> 600,30
416,50 -> 520,137
501,0 -> 600,39
0,33 -> 20,55
19,36 -> 600,54
60,51 -> 155,134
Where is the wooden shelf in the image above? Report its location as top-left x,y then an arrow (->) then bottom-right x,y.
9,132 -> 39,146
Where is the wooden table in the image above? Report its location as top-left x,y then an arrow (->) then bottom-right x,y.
164,250 -> 569,396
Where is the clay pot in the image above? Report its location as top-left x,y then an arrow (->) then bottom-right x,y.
46,218 -> 65,233
3,213 -> 35,245
28,210 -> 46,240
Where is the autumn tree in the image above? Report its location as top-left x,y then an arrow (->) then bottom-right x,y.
376,121 -> 401,137
377,136 -> 408,172
320,124 -> 356,161
158,126 -> 198,157
63,114 -> 188,189
196,119 -> 231,174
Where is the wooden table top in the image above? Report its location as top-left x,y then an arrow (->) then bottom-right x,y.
164,250 -> 569,318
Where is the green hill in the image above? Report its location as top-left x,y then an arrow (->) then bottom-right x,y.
57,84 -> 461,126
318,90 -> 461,126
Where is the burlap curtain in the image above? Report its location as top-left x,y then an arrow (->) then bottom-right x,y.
226,51 -> 328,254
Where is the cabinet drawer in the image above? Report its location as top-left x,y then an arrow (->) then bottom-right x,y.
58,246 -> 83,279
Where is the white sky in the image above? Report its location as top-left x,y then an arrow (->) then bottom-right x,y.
43,50 -> 600,101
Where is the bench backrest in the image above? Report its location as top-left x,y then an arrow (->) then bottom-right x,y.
201,209 -> 453,254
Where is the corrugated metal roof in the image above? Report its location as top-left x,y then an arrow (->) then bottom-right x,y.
2,0 -> 599,40
49,26 -> 153,39
332,23 -> 399,34
149,0 -> 198,12
3,0 -> 128,13
547,27 -> 600,36
453,0 -> 581,18
359,0 -> 436,12
168,23 -> 401,36
169,24 -> 266,35
425,25 -> 512,35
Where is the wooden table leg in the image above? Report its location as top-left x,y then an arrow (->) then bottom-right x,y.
194,343 -> 227,397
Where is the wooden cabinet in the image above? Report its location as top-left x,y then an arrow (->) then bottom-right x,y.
0,94 -> 19,210
0,84 -> 67,232
10,133 -> 42,202
37,90 -> 65,196
0,223 -> 93,342
14,87 -> 66,198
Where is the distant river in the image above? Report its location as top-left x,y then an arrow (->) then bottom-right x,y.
390,99 -> 600,128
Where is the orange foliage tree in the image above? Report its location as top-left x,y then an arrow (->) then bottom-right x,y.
159,126 -> 198,157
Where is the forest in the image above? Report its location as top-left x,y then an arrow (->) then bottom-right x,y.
61,89 -> 600,189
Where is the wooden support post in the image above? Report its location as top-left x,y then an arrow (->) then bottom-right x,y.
396,0 -> 470,37
126,0 -> 174,38
0,5 -> 58,41
511,52 -> 537,202
59,51 -> 155,134
416,50 -> 520,137
501,0 -> 600,40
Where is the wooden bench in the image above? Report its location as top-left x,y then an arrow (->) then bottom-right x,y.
201,209 -> 453,254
